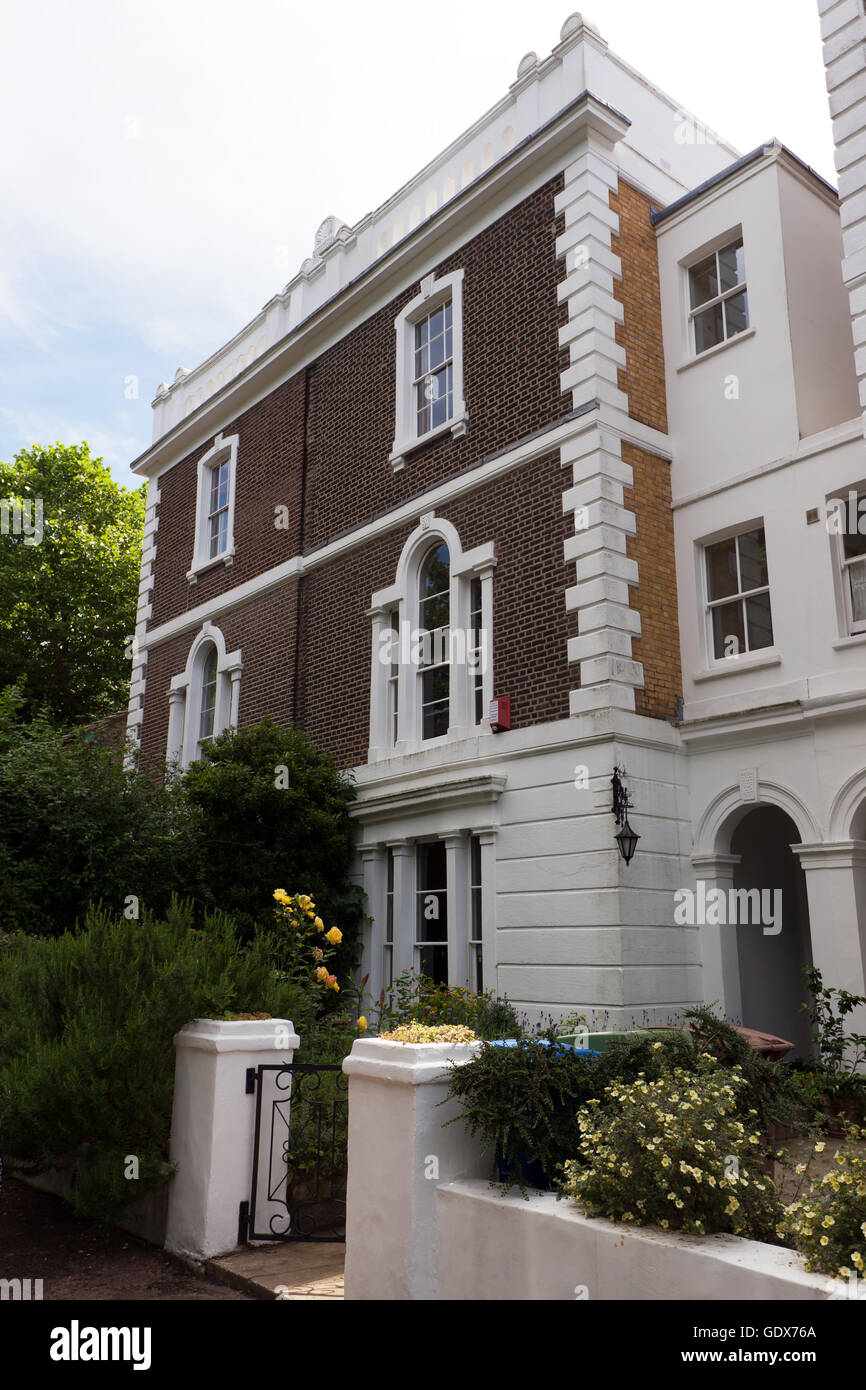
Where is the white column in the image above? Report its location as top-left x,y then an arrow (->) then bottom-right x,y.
166,687 -> 186,767
477,828 -> 498,994
692,854 -> 743,1022
359,843 -> 387,1006
366,605 -> 391,759
342,1038 -> 489,1300
444,830 -> 469,987
793,842 -> 866,1039
228,667 -> 242,727
164,1017 -> 299,1261
478,561 -> 496,719
388,839 -> 415,979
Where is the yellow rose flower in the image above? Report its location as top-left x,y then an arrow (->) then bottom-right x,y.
326,927 -> 342,944
357,1016 -> 368,1032
315,966 -> 330,982
314,916 -> 324,931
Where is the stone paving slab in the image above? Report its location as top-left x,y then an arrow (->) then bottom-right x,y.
206,1241 -> 345,1300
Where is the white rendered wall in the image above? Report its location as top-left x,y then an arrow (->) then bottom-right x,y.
352,707 -> 695,1029
436,1181 -> 837,1302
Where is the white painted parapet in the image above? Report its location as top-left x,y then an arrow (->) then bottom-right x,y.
342,1038 -> 489,1300
437,1181 -> 839,1301
164,1017 -> 299,1262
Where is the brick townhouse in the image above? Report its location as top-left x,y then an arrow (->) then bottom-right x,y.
126,9 -> 866,1045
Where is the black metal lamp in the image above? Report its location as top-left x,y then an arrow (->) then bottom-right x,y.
611,766 -> 640,866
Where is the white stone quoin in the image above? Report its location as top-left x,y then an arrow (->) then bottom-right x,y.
342,1038 -> 489,1300
164,1017 -> 299,1262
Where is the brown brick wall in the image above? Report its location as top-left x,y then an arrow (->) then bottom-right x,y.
139,582 -> 299,766
148,175 -> 569,630
610,180 -> 682,720
623,443 -> 682,721
610,181 -> 669,436
140,448 -> 574,771
298,449 -> 574,768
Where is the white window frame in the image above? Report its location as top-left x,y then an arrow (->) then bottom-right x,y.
167,621 -> 242,769
188,432 -> 239,582
683,230 -> 749,359
367,513 -> 495,761
700,521 -> 774,666
357,820 -> 499,1004
389,269 -> 467,472
829,488 -> 866,636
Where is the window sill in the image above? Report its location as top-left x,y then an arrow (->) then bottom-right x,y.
390,411 -> 468,473
369,722 -> 491,762
187,548 -> 235,584
676,326 -> 756,375
832,632 -> 866,650
693,649 -> 781,682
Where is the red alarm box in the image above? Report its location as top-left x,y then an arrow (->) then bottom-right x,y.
489,695 -> 511,732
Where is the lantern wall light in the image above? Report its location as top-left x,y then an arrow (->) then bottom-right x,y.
611,765 -> 640,866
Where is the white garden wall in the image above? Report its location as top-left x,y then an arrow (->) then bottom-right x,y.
436,1181 -> 837,1302
343,1037 -> 840,1303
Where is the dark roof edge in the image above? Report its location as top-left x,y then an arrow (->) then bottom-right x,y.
650,141 -> 838,227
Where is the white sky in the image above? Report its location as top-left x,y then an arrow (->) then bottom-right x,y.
0,0 -> 837,490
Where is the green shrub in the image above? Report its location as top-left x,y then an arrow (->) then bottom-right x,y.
373,969 -> 523,1040
683,1004 -> 802,1141
181,717 -> 364,965
778,1127 -> 866,1281
445,1032 -> 697,1193
0,899 -> 325,1221
0,700 -> 195,936
559,1060 -> 782,1241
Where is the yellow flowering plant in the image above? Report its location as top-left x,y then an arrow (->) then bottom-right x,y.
272,890 -> 343,995
777,1125 -> 866,1281
559,1060 -> 782,1241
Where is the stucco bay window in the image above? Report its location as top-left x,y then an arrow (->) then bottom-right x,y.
188,432 -> 238,581
389,269 -> 466,471
354,811 -> 500,1004
167,622 -> 242,768
367,514 -> 495,761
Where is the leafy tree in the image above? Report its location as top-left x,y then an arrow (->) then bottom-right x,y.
0,442 -> 145,724
0,689 -> 195,935
182,716 -> 364,962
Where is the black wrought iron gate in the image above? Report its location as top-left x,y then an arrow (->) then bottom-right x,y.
238,1061 -> 348,1243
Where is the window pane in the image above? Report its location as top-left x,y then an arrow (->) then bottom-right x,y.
706,537 -> 739,601
429,307 -> 444,339
737,528 -> 768,592
421,544 -> 450,598
429,331 -> 446,370
422,699 -> 450,740
199,647 -> 218,743
718,240 -> 746,293
712,600 -> 746,660
724,291 -> 749,338
444,300 -> 452,329
417,842 -> 447,974
694,303 -> 724,353
745,592 -> 774,650
689,254 -> 718,309
418,944 -> 448,985
849,559 -> 866,623
842,504 -> 866,560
